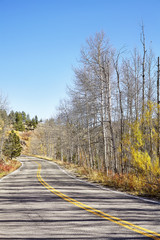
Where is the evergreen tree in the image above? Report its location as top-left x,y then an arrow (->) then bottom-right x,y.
25,114 -> 31,129
8,111 -> 15,125
3,130 -> 22,159
14,112 -> 25,131
26,114 -> 30,121
21,111 -> 26,122
31,118 -> 37,128
35,115 -> 38,124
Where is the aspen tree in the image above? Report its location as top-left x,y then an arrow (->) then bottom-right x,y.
140,24 -> 147,122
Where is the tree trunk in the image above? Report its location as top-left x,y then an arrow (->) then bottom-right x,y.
141,24 -> 146,122
157,57 -> 160,166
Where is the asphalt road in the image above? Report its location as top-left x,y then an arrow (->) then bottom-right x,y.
0,156 -> 160,240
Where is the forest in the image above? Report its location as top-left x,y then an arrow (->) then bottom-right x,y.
0,27 -> 160,198
28,28 -> 160,198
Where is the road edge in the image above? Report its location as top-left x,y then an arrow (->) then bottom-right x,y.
29,155 -> 160,205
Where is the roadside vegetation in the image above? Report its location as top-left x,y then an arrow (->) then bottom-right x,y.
27,27 -> 160,200
32,155 -> 160,200
0,159 -> 21,178
0,102 -> 39,178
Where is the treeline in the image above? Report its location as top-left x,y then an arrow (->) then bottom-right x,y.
29,29 -> 160,193
0,104 -> 39,160
9,111 -> 39,131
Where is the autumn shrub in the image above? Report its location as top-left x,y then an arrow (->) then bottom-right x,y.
0,159 -> 21,178
75,166 -> 90,177
20,131 -> 32,141
75,166 -> 159,198
33,154 -> 160,200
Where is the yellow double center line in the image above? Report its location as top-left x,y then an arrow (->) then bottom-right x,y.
36,162 -> 160,240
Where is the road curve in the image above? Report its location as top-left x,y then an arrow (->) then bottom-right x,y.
0,156 -> 160,240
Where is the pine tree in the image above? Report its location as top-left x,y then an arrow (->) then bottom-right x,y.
2,130 -> 22,159
14,112 -> 25,131
8,111 -> 15,125
35,115 -> 38,124
31,118 -> 37,128
21,111 -> 26,122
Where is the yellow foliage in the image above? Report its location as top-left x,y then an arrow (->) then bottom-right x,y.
150,157 -> 160,176
130,121 -> 144,148
7,130 -> 20,137
0,119 -> 4,131
121,101 -> 160,177
131,148 -> 152,172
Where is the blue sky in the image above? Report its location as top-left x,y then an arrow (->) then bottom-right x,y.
0,0 -> 160,119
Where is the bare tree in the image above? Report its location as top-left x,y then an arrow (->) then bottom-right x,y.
113,51 -> 124,173
157,57 -> 160,166
140,24 -> 147,120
